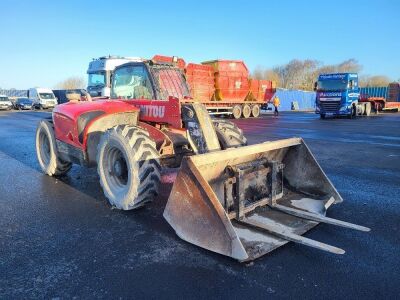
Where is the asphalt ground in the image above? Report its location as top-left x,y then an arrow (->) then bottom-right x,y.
0,110 -> 399,299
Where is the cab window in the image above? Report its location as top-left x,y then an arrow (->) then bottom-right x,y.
111,65 -> 154,100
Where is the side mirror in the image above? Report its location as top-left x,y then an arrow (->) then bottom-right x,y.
313,82 -> 318,91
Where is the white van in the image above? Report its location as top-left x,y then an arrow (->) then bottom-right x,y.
28,88 -> 58,109
0,95 -> 13,110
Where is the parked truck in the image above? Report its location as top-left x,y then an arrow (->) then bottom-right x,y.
88,55 -> 276,118
152,55 -> 276,118
315,73 -> 373,119
87,55 -> 142,97
316,73 -> 400,118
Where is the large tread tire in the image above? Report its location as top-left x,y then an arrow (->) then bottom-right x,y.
35,120 -> 72,176
242,104 -> 251,118
97,125 -> 161,210
251,104 -> 260,118
213,119 -> 247,149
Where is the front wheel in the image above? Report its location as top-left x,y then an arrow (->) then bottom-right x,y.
97,125 -> 161,210
213,120 -> 247,149
35,120 -> 72,176
349,105 -> 356,119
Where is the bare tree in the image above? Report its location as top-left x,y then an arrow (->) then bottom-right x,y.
252,58 -> 364,91
359,75 -> 391,87
336,59 -> 362,73
55,76 -> 86,89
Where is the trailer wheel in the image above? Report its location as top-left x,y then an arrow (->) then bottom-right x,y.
364,102 -> 371,116
35,120 -> 72,176
242,104 -> 251,118
251,105 -> 260,118
359,104 -> 365,115
97,125 -> 161,210
213,120 -> 247,149
232,105 -> 242,119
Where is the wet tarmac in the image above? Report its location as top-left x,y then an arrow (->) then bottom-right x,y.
0,110 -> 399,298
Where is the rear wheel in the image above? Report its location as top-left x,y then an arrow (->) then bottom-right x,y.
251,104 -> 260,118
35,120 -> 72,176
213,120 -> 247,149
232,105 -> 242,119
365,102 -> 371,116
97,125 -> 161,210
359,104 -> 365,115
242,104 -> 251,118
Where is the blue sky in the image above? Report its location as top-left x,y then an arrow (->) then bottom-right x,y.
1,0 -> 399,89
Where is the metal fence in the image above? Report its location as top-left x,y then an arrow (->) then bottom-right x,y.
0,89 -> 28,97
273,89 -> 316,111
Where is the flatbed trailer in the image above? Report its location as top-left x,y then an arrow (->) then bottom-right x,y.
153,55 -> 276,118
359,96 -> 400,113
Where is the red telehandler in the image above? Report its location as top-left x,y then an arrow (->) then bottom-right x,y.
36,59 -> 369,261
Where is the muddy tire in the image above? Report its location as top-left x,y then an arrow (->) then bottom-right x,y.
251,104 -> 260,118
36,120 -> 72,176
242,104 -> 251,118
213,120 -> 247,149
232,105 -> 242,119
97,125 -> 161,210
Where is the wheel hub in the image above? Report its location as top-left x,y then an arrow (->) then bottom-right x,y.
113,160 -> 122,177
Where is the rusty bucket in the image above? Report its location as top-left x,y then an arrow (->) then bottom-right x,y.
163,137 -> 369,261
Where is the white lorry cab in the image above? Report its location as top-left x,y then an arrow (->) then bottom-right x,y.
28,88 -> 58,109
87,55 -> 142,97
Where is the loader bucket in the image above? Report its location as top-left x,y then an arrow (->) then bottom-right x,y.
163,137 -> 369,261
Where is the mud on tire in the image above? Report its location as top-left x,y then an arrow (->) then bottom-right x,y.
35,120 -> 72,176
97,125 -> 161,210
213,119 -> 247,149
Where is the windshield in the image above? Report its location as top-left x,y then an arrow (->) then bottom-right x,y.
318,79 -> 348,91
149,65 -> 190,99
0,96 -> 9,101
111,65 -> 154,99
88,72 -> 106,87
39,93 -> 55,100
